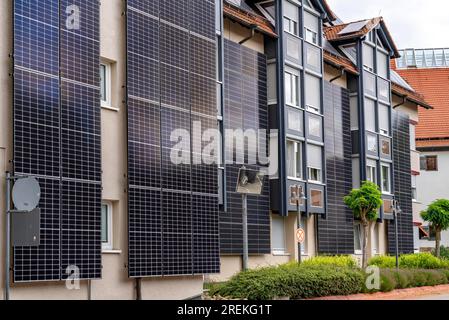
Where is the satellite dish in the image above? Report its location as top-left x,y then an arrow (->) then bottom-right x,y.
236,168 -> 264,195
12,177 -> 41,212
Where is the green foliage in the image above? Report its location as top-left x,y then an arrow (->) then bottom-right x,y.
421,199 -> 449,232
377,269 -> 449,292
434,246 -> 449,260
368,253 -> 449,269
344,181 -> 382,222
298,255 -> 358,268
209,264 -> 364,300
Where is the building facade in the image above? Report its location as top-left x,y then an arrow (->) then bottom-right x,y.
395,48 -> 449,251
0,0 -> 430,299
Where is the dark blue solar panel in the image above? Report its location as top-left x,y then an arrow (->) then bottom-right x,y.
127,0 -> 220,277
13,0 -> 101,282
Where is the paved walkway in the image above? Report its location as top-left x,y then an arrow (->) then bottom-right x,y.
309,284 -> 449,300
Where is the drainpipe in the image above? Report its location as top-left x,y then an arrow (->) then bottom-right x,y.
239,24 -> 257,45
329,68 -> 345,83
393,96 -> 407,109
87,280 -> 92,300
136,278 -> 142,300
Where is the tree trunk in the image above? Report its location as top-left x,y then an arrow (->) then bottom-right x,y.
362,220 -> 370,269
436,229 -> 441,258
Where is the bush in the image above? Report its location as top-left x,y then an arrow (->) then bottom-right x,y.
209,264 -> 364,300
434,246 -> 449,260
368,253 -> 449,269
377,269 -> 449,292
299,255 -> 358,268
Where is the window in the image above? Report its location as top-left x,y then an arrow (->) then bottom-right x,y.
379,104 -> 390,135
310,189 -> 323,208
381,164 -> 391,194
272,215 -> 287,254
378,78 -> 390,103
305,74 -> 321,113
283,1 -> 299,35
285,69 -> 300,107
305,43 -> 321,72
366,161 -> 377,183
420,155 -> 438,171
304,11 -> 319,45
364,71 -> 376,96
380,138 -> 391,157
290,184 -> 305,206
307,144 -> 322,183
367,133 -> 377,153
364,98 -> 376,132
255,1 -> 275,25
350,96 -> 359,130
286,36 -> 301,62
308,114 -> 322,138
287,140 -> 303,179
363,43 -> 374,72
412,175 -> 417,201
354,222 -> 363,254
101,202 -> 113,251
372,223 -> 379,255
100,62 -> 112,107
287,108 -> 302,132
377,50 -> 388,79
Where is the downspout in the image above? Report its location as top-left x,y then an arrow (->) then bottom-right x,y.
393,96 -> 407,109
136,278 -> 142,300
239,24 -> 257,45
329,68 -> 345,83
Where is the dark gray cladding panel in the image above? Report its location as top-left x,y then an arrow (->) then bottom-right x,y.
127,0 -> 220,277
220,39 -> 271,255
318,81 -> 355,254
13,0 -> 102,283
388,110 -> 414,254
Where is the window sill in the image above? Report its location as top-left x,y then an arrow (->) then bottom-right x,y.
272,252 -> 291,257
102,249 -> 122,255
101,105 -> 120,112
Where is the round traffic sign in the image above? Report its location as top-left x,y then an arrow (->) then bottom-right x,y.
296,228 -> 305,244
12,177 -> 41,212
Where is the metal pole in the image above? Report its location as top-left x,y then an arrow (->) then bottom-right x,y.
136,278 -> 142,300
87,279 -> 92,300
5,172 -> 11,301
394,208 -> 399,270
242,193 -> 248,271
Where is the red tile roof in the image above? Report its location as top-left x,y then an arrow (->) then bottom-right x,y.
323,50 -> 359,75
223,2 -> 277,38
395,67 -> 449,144
324,17 -> 400,58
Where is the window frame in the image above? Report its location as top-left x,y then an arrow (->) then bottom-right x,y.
411,175 -> 417,201
308,167 -> 322,183
381,164 -> 391,194
100,62 -> 112,108
101,201 -> 113,252
354,222 -> 363,255
287,139 -> 303,180
285,68 -> 301,108
310,188 -> 324,208
366,164 -> 377,184
271,215 -> 287,255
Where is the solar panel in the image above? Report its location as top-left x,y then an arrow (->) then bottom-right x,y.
127,0 -> 220,278
220,40 -> 271,255
338,21 -> 368,35
13,0 -> 102,282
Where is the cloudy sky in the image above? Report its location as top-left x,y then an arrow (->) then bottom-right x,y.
326,0 -> 449,49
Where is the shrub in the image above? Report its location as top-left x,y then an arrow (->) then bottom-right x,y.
209,264 -> 364,300
368,253 -> 449,269
434,246 -> 449,260
376,269 -> 449,292
299,255 -> 358,268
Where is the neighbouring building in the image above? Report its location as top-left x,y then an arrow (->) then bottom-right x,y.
395,48 -> 449,252
0,0 -> 431,300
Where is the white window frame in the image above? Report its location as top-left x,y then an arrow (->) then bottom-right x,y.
287,140 -> 303,180
305,73 -> 321,113
272,215 -> 287,255
285,68 -> 301,108
310,188 -> 324,208
102,201 -> 113,251
411,175 -> 417,201
308,167 -> 322,183
381,164 -> 391,194
354,222 -> 363,255
100,62 -> 112,108
366,164 -> 377,184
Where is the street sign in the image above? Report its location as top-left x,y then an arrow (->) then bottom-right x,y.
296,228 -> 305,244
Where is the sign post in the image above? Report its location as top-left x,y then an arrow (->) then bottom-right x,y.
291,185 -> 307,264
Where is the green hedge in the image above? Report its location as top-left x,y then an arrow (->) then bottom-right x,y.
368,253 -> 449,269
209,265 -> 364,300
377,269 -> 449,292
299,255 -> 358,268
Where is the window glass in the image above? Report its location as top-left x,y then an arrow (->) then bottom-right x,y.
425,156 -> 438,171
287,140 -> 302,179
367,133 -> 377,153
101,204 -> 108,243
100,64 -> 107,102
307,144 -> 322,169
354,223 -> 363,252
383,199 -> 393,214
310,189 -> 323,208
350,96 -> 359,129
364,71 -> 376,96
378,78 -> 390,103
286,36 -> 301,62
381,164 -> 391,193
381,138 -> 391,157
412,175 -> 417,200
287,108 -> 302,132
366,160 -> 377,183
377,50 -> 388,79
304,11 -> 319,44
284,1 -> 299,35
379,104 -> 390,135
364,98 -> 376,132
285,70 -> 300,107
308,114 -> 322,138
363,43 -> 374,71
272,215 -> 286,254
305,74 -> 321,112
305,43 -> 321,71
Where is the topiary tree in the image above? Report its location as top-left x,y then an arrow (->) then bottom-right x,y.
421,199 -> 449,258
344,181 -> 383,268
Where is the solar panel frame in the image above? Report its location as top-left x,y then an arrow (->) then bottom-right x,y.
12,0 -> 102,283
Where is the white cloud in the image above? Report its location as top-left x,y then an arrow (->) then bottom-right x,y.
326,0 -> 449,49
